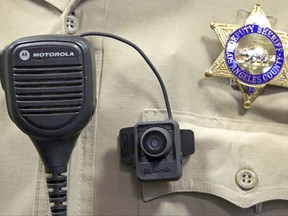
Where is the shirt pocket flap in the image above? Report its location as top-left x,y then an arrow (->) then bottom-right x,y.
141,109 -> 288,208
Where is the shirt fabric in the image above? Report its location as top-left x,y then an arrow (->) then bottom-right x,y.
0,0 -> 288,215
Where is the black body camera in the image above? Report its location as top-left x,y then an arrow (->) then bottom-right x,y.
120,120 -> 195,181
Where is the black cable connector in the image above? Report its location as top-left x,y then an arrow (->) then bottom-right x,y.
46,170 -> 67,214
33,137 -> 79,215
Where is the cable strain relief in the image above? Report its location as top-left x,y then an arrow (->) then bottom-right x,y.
46,169 -> 68,216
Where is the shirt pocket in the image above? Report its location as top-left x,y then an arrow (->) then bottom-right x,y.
141,109 -> 288,208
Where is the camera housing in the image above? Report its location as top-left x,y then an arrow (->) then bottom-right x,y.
120,120 -> 195,181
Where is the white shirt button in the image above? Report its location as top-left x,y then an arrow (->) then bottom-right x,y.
66,15 -> 78,34
236,168 -> 258,190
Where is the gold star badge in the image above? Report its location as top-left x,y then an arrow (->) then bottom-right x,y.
205,4 -> 288,109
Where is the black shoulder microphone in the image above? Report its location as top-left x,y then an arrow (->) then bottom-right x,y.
0,35 -> 95,215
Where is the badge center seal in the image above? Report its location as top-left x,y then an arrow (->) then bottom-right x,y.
205,4 -> 288,109
225,24 -> 284,86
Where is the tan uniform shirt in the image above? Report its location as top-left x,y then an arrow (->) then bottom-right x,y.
0,0 -> 288,215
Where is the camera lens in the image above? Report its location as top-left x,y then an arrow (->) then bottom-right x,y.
140,127 -> 172,158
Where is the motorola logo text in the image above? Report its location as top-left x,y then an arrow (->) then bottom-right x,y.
33,52 -> 75,58
19,50 -> 30,61
19,50 -> 75,61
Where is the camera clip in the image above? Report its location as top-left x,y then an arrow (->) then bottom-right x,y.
120,120 -> 195,181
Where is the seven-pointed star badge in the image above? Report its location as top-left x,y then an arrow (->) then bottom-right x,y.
205,4 -> 288,109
